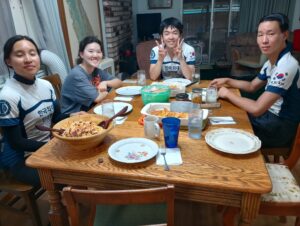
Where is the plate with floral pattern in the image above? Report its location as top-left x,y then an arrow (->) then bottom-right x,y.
108,138 -> 158,163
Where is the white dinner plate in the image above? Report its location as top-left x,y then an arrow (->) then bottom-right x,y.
115,86 -> 142,96
163,78 -> 192,86
108,138 -> 159,163
205,128 -> 261,154
93,102 -> 133,115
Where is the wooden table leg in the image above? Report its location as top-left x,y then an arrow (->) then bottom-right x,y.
238,193 -> 261,226
38,169 -> 69,226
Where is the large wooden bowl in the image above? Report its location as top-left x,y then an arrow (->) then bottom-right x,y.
52,114 -> 113,150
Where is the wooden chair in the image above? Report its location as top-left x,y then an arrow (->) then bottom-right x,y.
263,124 -> 300,163
42,73 -> 62,100
223,124 -> 300,226
63,185 -> 175,226
0,169 -> 43,226
136,39 -> 157,78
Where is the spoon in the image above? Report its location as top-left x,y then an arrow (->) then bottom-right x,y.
98,106 -> 128,129
35,124 -> 65,135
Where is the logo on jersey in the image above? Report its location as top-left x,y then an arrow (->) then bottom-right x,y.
276,73 -> 285,79
0,100 -> 11,116
150,50 -> 155,60
271,72 -> 288,86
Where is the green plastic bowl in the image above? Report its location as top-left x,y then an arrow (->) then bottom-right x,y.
141,84 -> 171,105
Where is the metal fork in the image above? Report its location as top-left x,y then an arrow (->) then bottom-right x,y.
160,146 -> 170,171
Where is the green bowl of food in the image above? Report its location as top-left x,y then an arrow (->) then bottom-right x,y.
141,84 -> 171,105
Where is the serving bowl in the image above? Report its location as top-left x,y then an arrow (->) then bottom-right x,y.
140,102 -> 209,128
141,84 -> 170,105
52,114 -> 113,150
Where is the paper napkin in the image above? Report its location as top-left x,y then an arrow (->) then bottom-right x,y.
115,116 -> 127,125
156,148 -> 183,166
114,96 -> 133,102
122,79 -> 137,84
209,116 -> 236,125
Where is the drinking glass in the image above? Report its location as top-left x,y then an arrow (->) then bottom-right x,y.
206,86 -> 218,103
101,100 -> 115,118
188,108 -> 203,139
137,70 -> 146,86
162,117 -> 180,148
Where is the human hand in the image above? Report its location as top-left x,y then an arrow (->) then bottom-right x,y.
218,87 -> 231,98
174,38 -> 184,60
70,111 -> 87,117
155,38 -> 167,61
97,82 -> 108,92
209,78 -> 228,88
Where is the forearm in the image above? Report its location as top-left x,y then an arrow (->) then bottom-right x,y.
103,78 -> 122,88
149,62 -> 163,80
3,126 -> 46,152
94,91 -> 108,103
227,79 -> 255,92
179,60 -> 194,80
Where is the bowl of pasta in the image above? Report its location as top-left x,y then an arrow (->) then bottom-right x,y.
52,114 -> 113,150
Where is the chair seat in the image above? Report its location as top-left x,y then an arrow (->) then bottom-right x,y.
262,163 -> 300,202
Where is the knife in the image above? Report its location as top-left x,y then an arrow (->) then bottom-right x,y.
185,80 -> 198,87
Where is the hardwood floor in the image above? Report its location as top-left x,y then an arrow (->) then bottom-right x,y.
1,159 -> 299,226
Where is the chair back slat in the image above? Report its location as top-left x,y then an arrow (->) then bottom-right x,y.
63,185 -> 175,226
284,123 -> 300,169
42,73 -> 62,100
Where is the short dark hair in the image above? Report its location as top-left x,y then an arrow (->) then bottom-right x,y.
3,35 -> 40,69
258,13 -> 289,32
76,36 -> 103,64
159,17 -> 183,35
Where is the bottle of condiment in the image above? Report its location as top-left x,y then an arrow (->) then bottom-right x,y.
191,88 -> 202,104
175,93 -> 189,101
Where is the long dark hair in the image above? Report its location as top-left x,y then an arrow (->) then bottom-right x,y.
76,36 -> 103,65
3,35 -> 40,70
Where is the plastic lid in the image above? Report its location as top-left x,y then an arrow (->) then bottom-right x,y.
192,88 -> 202,93
175,93 -> 189,100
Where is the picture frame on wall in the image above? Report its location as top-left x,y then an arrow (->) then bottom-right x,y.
148,0 -> 172,9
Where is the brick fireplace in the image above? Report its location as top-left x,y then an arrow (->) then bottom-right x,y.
103,0 -> 133,74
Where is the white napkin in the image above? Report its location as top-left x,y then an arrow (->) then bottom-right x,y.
209,116 -> 236,125
123,79 -> 137,84
115,116 -> 127,125
156,148 -> 183,165
114,96 -> 133,102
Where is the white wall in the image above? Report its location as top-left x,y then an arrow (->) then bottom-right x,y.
132,0 -> 182,46
291,0 -> 300,30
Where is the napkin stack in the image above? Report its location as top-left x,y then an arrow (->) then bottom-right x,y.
156,148 -> 183,165
114,96 -> 133,102
209,116 -> 236,125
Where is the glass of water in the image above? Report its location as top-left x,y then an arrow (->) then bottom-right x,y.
137,70 -> 146,86
188,108 -> 203,139
206,86 -> 218,103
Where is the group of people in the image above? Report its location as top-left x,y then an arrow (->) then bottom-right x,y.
0,12 -> 299,188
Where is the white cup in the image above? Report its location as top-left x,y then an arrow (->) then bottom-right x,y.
137,70 -> 146,86
144,115 -> 160,139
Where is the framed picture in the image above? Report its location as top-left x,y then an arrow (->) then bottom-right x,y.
148,0 -> 172,9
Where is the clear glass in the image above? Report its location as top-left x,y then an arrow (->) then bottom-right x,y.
188,108 -> 203,139
137,70 -> 146,86
101,100 -> 115,118
191,88 -> 203,104
206,86 -> 218,103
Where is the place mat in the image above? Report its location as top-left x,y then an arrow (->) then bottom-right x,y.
114,96 -> 133,102
156,148 -> 182,165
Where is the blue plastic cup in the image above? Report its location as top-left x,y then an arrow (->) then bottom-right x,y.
162,117 -> 181,148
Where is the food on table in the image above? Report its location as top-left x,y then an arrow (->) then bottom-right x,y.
150,108 -> 188,119
62,120 -> 104,137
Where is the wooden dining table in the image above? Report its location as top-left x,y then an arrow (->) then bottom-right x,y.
26,80 -> 272,226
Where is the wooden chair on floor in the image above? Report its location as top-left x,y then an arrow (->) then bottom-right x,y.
223,124 -> 300,226
263,124 -> 300,163
63,185 -> 175,226
0,169 -> 43,226
136,39 -> 157,78
42,73 -> 62,100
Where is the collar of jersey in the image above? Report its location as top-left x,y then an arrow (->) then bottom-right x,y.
14,73 -> 36,85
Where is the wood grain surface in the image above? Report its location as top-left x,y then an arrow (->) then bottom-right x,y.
26,80 -> 272,226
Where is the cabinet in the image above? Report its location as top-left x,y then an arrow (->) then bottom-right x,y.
182,0 -> 240,66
